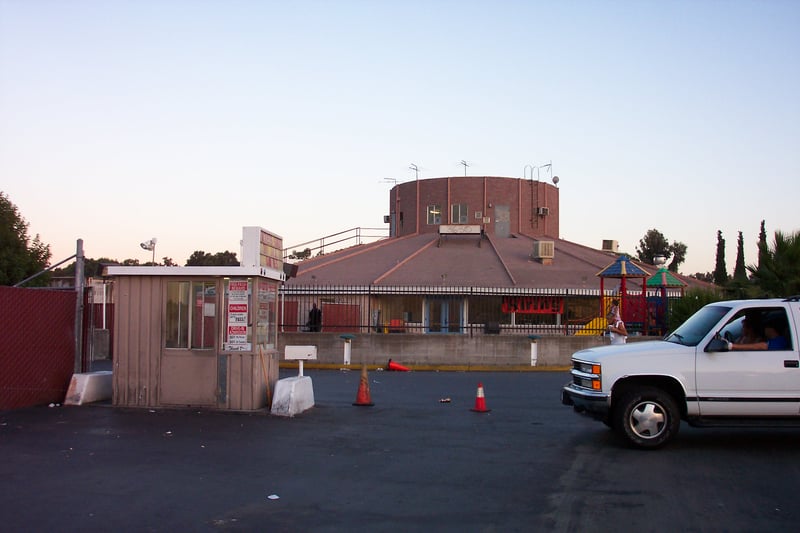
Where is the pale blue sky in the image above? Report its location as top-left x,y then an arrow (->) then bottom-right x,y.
2,0 -> 798,275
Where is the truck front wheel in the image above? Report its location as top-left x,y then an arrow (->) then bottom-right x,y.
614,387 -> 680,449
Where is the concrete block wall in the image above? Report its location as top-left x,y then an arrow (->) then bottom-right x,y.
278,332 -> 638,368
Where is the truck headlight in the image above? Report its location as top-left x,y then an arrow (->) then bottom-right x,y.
575,361 -> 601,375
572,361 -> 602,390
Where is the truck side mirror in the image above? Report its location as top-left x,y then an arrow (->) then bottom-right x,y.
706,336 -> 730,352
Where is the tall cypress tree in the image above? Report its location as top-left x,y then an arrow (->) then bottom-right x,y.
758,220 -> 768,269
713,230 -> 728,285
733,231 -> 748,282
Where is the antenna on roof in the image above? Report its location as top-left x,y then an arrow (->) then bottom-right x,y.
460,160 -> 469,176
409,163 -> 419,180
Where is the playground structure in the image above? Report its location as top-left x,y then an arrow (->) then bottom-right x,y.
576,256 -> 688,337
576,255 -> 649,336
645,266 -> 688,336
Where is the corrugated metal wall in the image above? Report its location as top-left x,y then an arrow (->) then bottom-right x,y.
112,276 -> 162,407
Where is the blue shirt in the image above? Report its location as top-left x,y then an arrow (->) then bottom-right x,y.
767,336 -> 788,350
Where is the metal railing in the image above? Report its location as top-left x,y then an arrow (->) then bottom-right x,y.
279,284 -> 682,337
283,227 -> 389,261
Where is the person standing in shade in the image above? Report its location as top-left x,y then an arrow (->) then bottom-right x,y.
308,302 -> 322,332
607,310 -> 628,345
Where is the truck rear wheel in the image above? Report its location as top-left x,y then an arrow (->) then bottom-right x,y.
614,386 -> 680,449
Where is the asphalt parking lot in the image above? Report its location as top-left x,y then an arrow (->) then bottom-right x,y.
3,369 -> 800,532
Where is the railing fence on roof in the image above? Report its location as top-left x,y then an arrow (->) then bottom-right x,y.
283,227 -> 390,261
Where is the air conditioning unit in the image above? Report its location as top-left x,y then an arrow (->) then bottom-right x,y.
532,240 -> 555,259
602,239 -> 619,252
536,207 -> 550,216
383,215 -> 391,223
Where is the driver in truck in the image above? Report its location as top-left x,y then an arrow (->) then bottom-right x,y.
728,317 -> 789,351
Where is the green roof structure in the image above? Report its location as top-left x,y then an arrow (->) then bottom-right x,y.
646,267 -> 688,288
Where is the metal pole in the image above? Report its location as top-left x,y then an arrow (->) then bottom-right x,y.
102,281 -> 107,330
73,239 -> 85,374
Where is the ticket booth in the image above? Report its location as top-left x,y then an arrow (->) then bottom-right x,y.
105,227 -> 284,411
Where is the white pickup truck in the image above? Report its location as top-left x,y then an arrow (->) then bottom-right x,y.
562,297 -> 800,448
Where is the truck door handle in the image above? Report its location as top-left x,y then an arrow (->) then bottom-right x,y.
784,360 -> 799,368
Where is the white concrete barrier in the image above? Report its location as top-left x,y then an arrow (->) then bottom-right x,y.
270,345 -> 317,417
270,376 -> 315,417
64,371 -> 113,406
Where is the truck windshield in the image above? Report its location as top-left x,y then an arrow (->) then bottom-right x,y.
665,305 -> 731,346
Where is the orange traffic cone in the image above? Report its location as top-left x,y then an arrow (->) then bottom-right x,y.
386,358 -> 410,372
353,364 -> 375,407
470,382 -> 491,412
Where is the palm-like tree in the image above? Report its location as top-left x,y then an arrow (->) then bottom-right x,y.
747,230 -> 800,297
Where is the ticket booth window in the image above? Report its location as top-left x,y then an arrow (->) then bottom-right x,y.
165,281 -> 216,350
255,279 -> 278,348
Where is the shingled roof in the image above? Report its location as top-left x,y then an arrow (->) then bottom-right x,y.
285,233 -> 710,292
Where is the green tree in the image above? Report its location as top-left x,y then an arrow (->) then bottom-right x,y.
667,288 -> 723,331
289,248 -> 312,260
757,220 -> 768,269
713,230 -> 728,285
185,250 -> 239,266
53,257 -> 120,278
636,229 -> 687,272
691,272 -> 714,283
725,231 -> 754,298
0,191 -> 52,286
667,241 -> 687,273
747,230 -> 800,297
732,231 -> 747,282
636,229 -> 670,264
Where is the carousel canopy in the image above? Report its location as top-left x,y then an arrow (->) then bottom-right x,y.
596,254 -> 648,279
646,267 -> 688,288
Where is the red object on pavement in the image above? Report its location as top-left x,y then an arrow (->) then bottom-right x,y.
470,382 -> 491,413
386,359 -> 410,372
353,364 -> 375,407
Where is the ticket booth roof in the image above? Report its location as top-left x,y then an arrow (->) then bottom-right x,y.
104,265 -> 284,281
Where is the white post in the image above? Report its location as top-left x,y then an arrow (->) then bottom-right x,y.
529,335 -> 539,366
343,339 -> 352,365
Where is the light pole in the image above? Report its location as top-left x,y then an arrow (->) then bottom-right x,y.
140,237 -> 157,264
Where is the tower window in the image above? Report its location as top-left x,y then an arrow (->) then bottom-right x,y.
451,203 -> 468,224
427,204 -> 441,225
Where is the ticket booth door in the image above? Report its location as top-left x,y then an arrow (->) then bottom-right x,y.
159,280 -> 219,406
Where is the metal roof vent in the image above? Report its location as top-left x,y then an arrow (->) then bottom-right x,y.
532,240 -> 555,265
